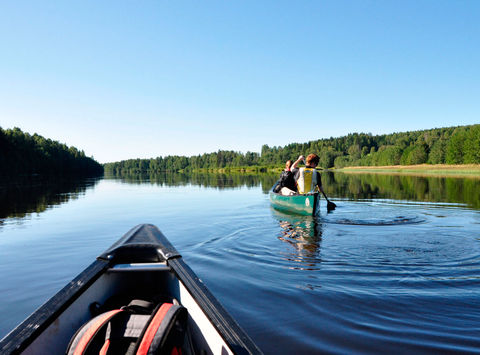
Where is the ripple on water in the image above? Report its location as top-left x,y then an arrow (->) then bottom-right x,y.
178,198 -> 480,354
322,200 -> 427,226
2,179 -> 480,353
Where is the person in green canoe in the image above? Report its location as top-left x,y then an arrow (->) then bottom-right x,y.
295,154 -> 336,210
294,153 -> 322,194
275,155 -> 304,195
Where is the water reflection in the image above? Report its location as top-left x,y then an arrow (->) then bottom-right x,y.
0,176 -> 99,225
105,171 -> 278,192
2,171 -> 480,353
323,172 -> 480,209
107,171 -> 480,209
271,209 -> 323,270
4,171 -> 479,227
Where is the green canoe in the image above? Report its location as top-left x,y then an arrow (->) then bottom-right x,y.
269,184 -> 320,216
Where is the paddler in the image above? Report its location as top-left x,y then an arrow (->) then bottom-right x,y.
295,153 -> 336,210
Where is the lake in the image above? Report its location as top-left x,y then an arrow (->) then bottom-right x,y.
1,172 -> 479,354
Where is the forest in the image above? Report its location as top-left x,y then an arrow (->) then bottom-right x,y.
0,127 -> 103,176
104,124 -> 480,174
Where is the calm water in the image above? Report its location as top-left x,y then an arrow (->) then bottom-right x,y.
1,173 -> 479,354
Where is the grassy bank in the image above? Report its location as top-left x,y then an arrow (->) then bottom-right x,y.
336,164 -> 480,177
183,164 -> 480,177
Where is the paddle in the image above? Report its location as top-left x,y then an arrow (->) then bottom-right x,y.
325,194 -> 337,211
316,187 -> 336,211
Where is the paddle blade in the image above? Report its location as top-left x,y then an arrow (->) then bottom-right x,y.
327,200 -> 336,211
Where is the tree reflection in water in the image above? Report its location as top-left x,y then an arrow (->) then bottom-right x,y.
0,176 -> 99,224
107,170 -> 480,208
323,171 -> 480,208
105,171 -> 279,193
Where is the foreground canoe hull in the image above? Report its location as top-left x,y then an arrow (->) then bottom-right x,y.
269,187 -> 319,216
0,224 -> 262,355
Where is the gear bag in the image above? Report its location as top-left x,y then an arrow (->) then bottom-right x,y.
66,299 -> 188,355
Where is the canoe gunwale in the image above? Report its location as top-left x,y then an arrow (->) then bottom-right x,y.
0,259 -> 109,355
0,224 -> 262,355
169,257 -> 261,354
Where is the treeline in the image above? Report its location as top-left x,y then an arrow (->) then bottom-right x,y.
261,124 -> 480,168
105,124 -> 480,174
0,127 -> 103,176
105,151 -> 262,174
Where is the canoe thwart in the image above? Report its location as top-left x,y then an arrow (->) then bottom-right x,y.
108,262 -> 171,272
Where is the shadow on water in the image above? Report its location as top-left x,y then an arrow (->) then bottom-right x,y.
0,176 -> 100,226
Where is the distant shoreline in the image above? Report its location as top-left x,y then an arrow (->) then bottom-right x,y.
185,164 -> 480,177
106,164 -> 480,178
335,164 -> 480,177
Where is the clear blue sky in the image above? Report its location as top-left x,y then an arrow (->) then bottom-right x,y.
1,1 -> 479,163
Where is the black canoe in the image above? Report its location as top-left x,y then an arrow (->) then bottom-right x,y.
0,224 -> 262,355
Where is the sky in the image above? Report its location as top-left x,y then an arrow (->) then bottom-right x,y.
1,1 -> 479,163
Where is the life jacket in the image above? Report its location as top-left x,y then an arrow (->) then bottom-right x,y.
296,167 -> 318,194
66,299 -> 187,355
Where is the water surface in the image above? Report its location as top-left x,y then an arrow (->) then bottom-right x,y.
0,173 -> 479,354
